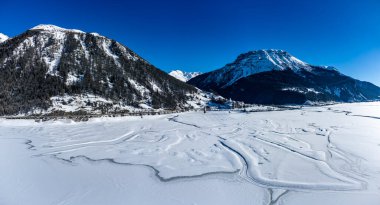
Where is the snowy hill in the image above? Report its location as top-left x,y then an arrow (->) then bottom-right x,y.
189,49 -> 380,104
169,70 -> 202,82
0,33 -> 9,43
0,24 -> 202,115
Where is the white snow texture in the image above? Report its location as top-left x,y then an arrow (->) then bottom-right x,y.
0,33 -> 9,43
169,70 -> 202,82
1,102 -> 379,205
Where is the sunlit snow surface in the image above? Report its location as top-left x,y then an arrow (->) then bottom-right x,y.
1,102 -> 380,205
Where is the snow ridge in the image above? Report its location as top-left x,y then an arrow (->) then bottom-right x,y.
0,33 -> 9,43
169,70 -> 202,82
31,24 -> 85,33
203,49 -> 329,88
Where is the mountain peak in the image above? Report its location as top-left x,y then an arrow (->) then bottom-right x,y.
191,49 -> 341,89
169,70 -> 202,82
204,49 -> 313,88
0,33 -> 9,43
30,24 -> 85,33
0,25 -> 199,115
233,49 -> 309,69
189,49 -> 380,104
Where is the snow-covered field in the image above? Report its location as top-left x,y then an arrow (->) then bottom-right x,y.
1,102 -> 380,205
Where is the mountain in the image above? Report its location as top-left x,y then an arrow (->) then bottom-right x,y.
169,70 -> 202,82
188,49 -> 380,104
0,33 -> 9,43
0,24 -> 200,115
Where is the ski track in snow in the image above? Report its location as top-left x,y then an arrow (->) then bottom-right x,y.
1,102 -> 380,204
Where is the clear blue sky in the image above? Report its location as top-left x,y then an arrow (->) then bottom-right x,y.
1,0 -> 380,86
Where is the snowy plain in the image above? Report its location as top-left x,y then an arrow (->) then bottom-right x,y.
0,102 -> 380,205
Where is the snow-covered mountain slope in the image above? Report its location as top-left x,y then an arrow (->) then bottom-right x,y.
169,70 -> 202,82
189,49 -> 380,104
193,49 -> 336,88
0,33 -> 9,43
31,24 -> 86,33
0,24 -> 200,115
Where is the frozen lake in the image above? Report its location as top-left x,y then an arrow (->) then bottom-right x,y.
1,102 -> 380,205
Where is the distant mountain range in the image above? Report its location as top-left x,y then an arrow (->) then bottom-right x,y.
0,25 -> 203,115
188,49 -> 380,104
1,25 -> 379,116
169,70 -> 202,82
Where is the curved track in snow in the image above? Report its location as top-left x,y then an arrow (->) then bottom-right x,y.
1,102 -> 380,204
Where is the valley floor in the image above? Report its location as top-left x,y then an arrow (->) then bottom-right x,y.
1,102 -> 380,205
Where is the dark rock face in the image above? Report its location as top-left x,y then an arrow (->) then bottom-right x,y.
0,25 -> 196,115
189,50 -> 380,105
